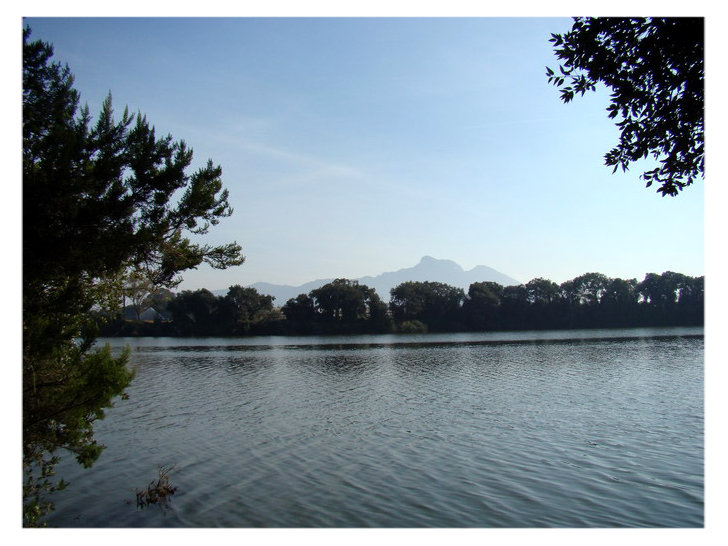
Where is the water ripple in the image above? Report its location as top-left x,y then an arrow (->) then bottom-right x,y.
48,330 -> 703,527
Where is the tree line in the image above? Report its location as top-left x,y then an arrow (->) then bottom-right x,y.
101,270 -> 703,337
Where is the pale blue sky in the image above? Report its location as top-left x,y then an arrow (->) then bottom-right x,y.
23,16 -> 705,291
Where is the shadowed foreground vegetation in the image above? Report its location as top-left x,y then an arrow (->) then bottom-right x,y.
100,270 -> 703,337
22,28 -> 244,526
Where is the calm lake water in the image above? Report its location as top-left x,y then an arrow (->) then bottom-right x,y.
46,327 -> 703,527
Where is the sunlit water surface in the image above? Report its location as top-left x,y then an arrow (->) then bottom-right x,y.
46,327 -> 703,527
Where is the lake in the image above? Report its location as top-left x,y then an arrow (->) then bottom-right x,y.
45,327 -> 703,527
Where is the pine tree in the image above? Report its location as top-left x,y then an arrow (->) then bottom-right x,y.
22,27 -> 244,525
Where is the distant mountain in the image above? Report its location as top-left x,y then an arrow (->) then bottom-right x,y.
358,256 -> 520,301
218,256 -> 520,305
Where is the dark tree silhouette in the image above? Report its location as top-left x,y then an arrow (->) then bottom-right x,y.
221,285 -> 276,334
23,28 -> 243,525
390,281 -> 465,332
308,279 -> 391,334
282,294 -> 317,323
547,17 -> 703,196
463,281 -> 503,331
105,271 -> 702,337
167,289 -> 220,336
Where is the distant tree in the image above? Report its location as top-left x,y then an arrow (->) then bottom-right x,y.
282,293 -> 317,323
311,279 -> 369,322
390,281 -> 465,332
600,277 -> 640,327
637,272 -> 683,307
559,273 -> 610,327
599,277 -> 638,308
523,278 -> 567,329
167,289 -> 220,336
221,285 -> 275,334
23,28 -> 243,525
309,279 -> 390,333
676,275 -> 704,325
525,278 -> 561,305
677,275 -> 704,307
499,284 -> 529,329
565,273 -> 611,306
547,17 -> 703,196
463,281 -> 503,331
367,293 -> 392,333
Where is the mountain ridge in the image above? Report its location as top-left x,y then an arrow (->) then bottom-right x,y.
213,256 -> 520,304
357,256 -> 519,302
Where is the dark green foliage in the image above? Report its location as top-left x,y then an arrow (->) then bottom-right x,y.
568,273 -> 610,306
281,293 -> 317,323
111,270 -> 702,338
463,281 -> 503,331
167,289 -> 220,336
23,27 -> 244,525
283,279 -> 391,335
156,279 -> 391,337
525,278 -> 561,305
23,31 -> 243,294
105,270 -> 702,339
597,277 -> 640,327
23,342 -> 134,526
311,279 -> 370,322
498,285 -> 530,330
23,453 -> 67,527
634,271 -> 704,326
221,285 -> 277,334
460,271 -> 703,332
137,286 -> 283,336
389,281 -> 465,332
547,17 -> 703,196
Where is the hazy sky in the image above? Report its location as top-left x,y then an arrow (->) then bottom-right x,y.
23,16 -> 705,291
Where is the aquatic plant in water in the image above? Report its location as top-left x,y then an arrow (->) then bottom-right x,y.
135,466 -> 178,509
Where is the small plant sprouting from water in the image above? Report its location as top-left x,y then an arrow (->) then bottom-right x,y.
135,466 -> 178,510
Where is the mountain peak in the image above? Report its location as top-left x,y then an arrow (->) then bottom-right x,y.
417,255 -> 461,269
244,258 -> 520,304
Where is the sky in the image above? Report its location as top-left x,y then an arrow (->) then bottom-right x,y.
20,14 -> 707,292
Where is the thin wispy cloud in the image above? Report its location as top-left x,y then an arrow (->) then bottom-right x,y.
236,139 -> 365,180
